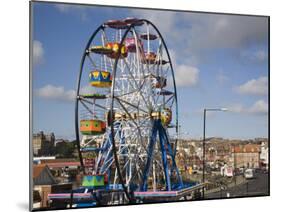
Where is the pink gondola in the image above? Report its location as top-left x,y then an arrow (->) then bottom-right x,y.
124,37 -> 143,52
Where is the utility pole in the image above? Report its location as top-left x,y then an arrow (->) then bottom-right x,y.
202,108 -> 228,199
234,145 -> 237,185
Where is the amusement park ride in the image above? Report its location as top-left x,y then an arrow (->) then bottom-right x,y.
48,18 -> 204,208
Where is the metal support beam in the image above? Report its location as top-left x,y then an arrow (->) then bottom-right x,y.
160,125 -> 183,188
158,121 -> 171,191
140,120 -> 158,191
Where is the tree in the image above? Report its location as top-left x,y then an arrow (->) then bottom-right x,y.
54,140 -> 76,158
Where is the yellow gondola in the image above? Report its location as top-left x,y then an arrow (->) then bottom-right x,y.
89,45 -> 113,55
105,42 -> 128,59
89,70 -> 112,88
160,108 -> 172,126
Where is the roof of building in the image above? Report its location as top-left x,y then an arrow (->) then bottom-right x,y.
40,159 -> 77,163
44,162 -> 80,168
33,164 -> 47,178
33,164 -> 57,185
232,144 -> 261,153
40,159 -> 80,168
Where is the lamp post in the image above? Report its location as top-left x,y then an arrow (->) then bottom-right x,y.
202,108 -> 228,199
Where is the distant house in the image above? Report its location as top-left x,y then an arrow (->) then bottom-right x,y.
33,164 -> 57,209
33,164 -> 57,185
231,144 -> 261,169
40,159 -> 80,170
260,141 -> 269,169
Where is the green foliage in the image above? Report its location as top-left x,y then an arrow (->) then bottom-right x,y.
54,140 -> 77,158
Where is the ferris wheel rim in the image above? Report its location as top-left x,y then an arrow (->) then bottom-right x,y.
75,24 -> 105,174
74,19 -> 179,202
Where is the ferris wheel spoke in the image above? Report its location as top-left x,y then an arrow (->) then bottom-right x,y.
115,97 -> 149,114
164,94 -> 175,106
118,124 -> 151,158
163,66 -> 171,78
116,73 -> 150,110
113,86 -> 140,98
80,100 -> 94,115
79,98 -> 108,111
123,58 -> 143,86
86,53 -> 98,68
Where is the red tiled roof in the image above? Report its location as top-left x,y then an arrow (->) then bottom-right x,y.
232,144 -> 260,153
33,164 -> 48,178
40,159 -> 77,163
43,162 -> 80,168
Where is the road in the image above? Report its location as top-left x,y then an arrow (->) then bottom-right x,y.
205,172 -> 269,199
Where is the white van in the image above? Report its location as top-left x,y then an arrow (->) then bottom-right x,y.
244,168 -> 254,179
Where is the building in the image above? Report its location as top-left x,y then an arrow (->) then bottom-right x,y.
215,143 -> 232,164
33,164 -> 73,209
40,159 -> 80,170
40,159 -> 81,184
260,141 -> 269,169
33,164 -> 57,209
33,131 -> 55,156
231,144 -> 261,169
33,164 -> 57,185
205,142 -> 232,167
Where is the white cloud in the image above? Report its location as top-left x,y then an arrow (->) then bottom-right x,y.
228,99 -> 268,115
35,85 -> 97,102
35,85 -> 75,102
168,49 -> 199,87
228,104 -> 244,113
235,76 -> 268,96
174,65 -> 199,87
248,99 -> 268,114
33,40 -> 44,66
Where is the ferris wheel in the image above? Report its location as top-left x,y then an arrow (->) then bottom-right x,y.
75,18 -> 183,203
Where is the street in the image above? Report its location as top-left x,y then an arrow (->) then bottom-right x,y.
205,172 -> 269,199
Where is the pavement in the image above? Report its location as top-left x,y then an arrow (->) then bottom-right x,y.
205,172 -> 269,199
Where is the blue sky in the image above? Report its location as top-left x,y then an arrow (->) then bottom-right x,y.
32,2 -> 269,140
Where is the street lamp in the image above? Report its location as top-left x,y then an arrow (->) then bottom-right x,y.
202,108 -> 228,199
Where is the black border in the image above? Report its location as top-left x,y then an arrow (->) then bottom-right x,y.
29,0 -> 270,211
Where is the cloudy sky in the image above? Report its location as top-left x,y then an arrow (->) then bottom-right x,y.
32,2 -> 269,140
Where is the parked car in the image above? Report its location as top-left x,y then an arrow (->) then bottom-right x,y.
244,168 -> 254,179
